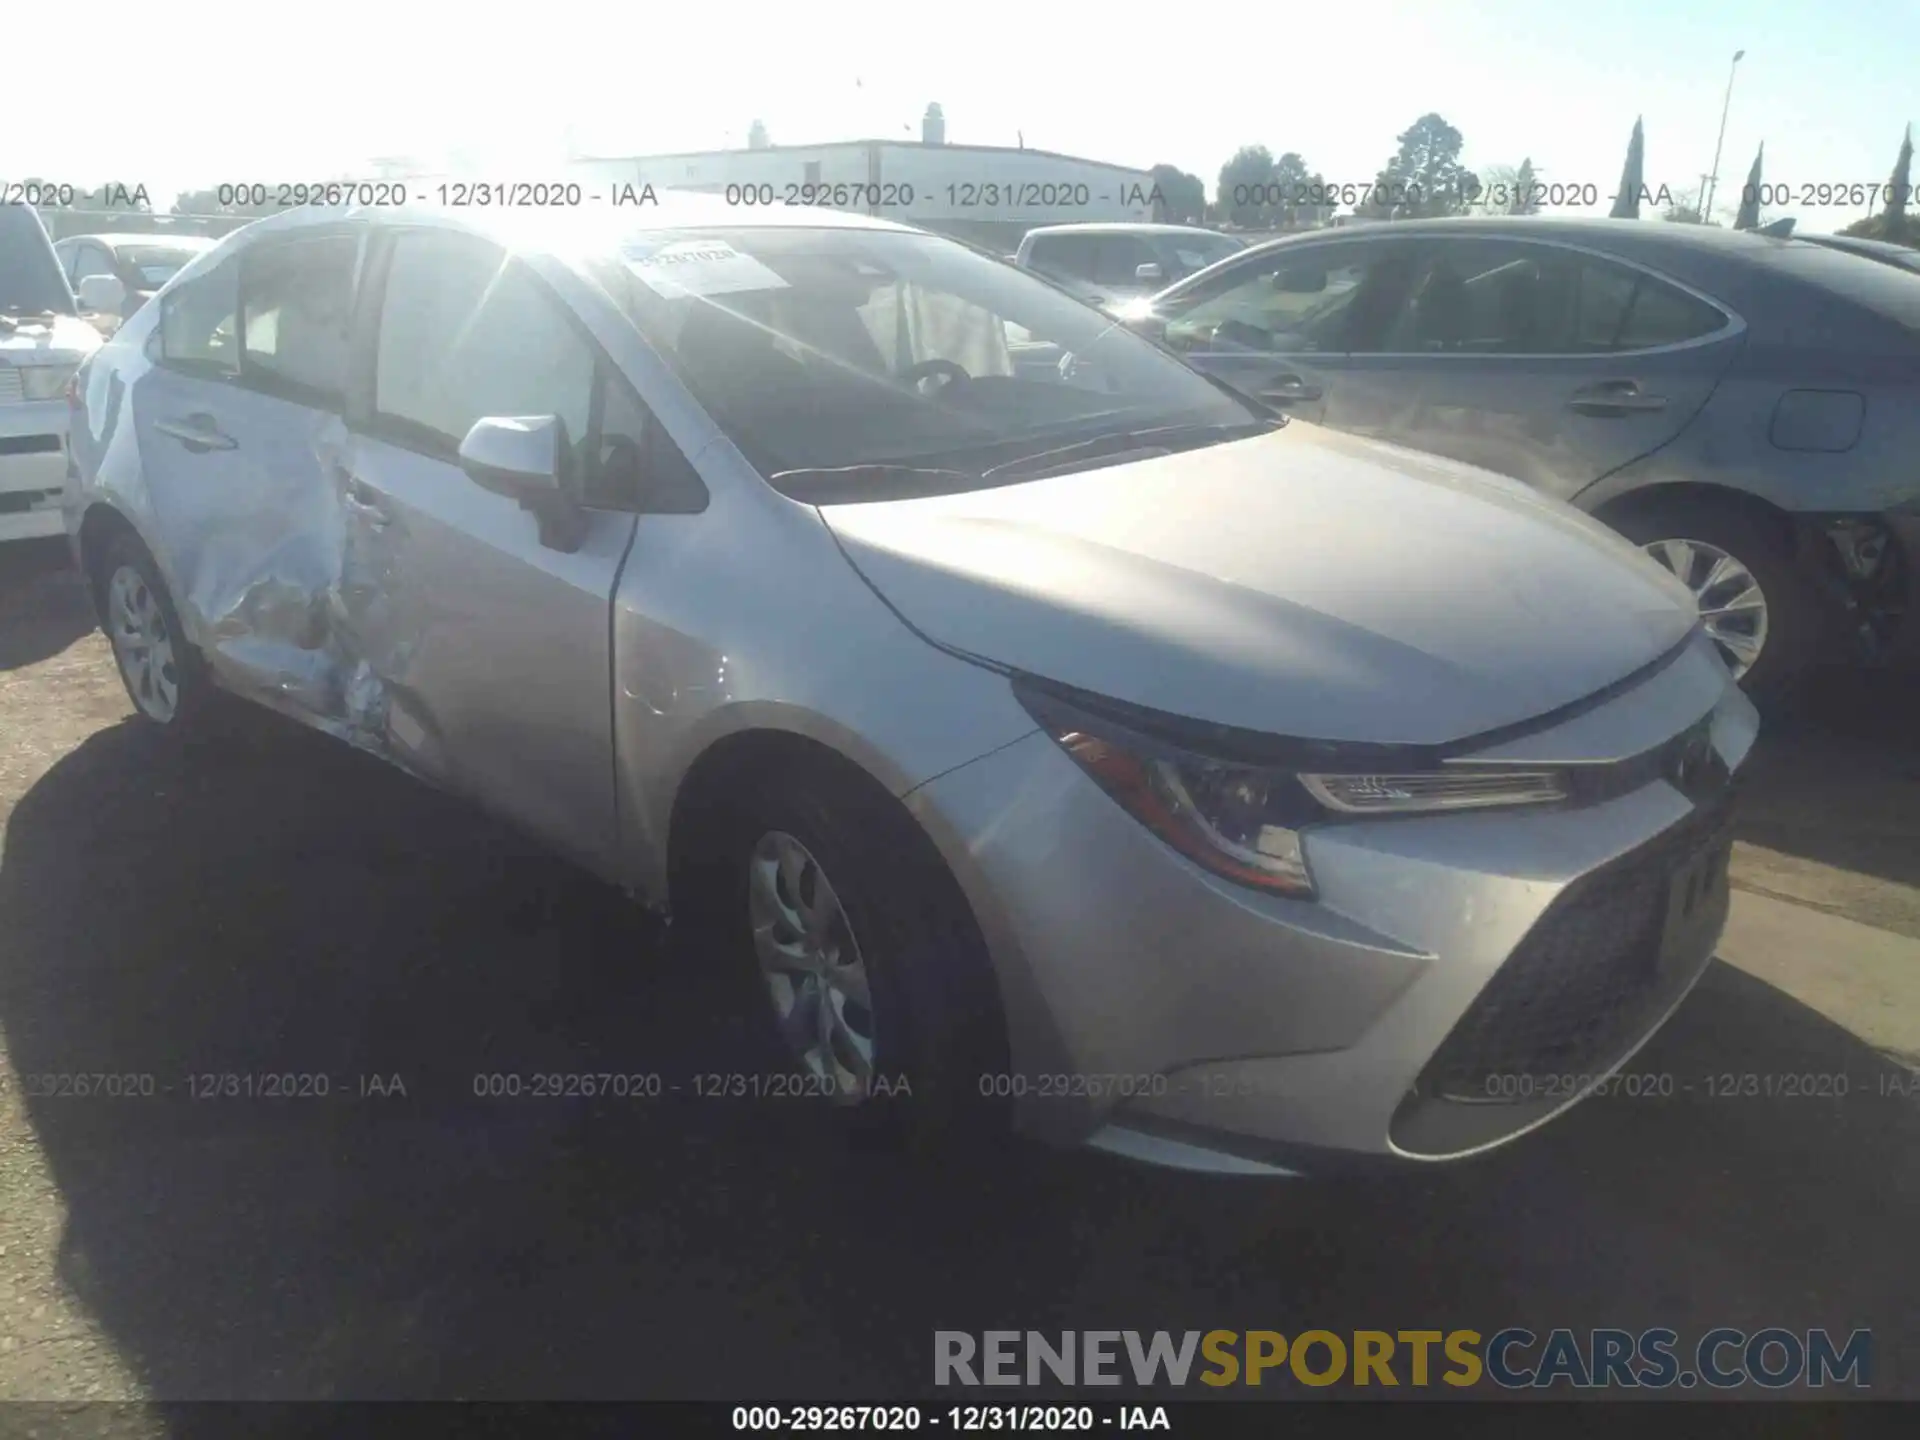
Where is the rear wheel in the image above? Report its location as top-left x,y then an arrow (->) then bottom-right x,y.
95,531 -> 218,734
1607,497 -> 1818,699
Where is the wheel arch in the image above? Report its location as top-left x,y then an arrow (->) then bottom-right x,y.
663,716 -> 930,918
75,502 -> 150,619
1588,481 -> 1800,556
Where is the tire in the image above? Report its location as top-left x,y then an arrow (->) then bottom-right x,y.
1606,495 -> 1820,701
93,529 -> 221,736
692,758 -> 1012,1156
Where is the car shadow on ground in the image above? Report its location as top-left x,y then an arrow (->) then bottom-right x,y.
1736,669 -> 1920,897
0,715 -> 1916,1406
0,539 -> 92,673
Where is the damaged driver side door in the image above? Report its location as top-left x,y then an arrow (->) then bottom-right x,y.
333,226 -> 640,879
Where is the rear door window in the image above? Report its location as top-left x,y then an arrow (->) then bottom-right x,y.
156,258 -> 240,378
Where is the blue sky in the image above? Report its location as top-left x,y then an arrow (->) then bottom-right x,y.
10,0 -> 1915,233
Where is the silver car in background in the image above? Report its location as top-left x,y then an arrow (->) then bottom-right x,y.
65,199 -> 1755,1173
1126,216 -> 1920,698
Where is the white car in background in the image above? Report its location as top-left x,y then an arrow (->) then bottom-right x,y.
55,231 -> 217,338
1,203 -> 102,542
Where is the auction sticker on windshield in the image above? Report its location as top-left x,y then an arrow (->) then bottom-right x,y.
620,238 -> 789,298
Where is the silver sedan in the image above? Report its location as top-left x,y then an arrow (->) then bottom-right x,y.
64,199 -> 1756,1173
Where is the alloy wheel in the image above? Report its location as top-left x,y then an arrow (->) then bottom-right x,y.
106,564 -> 180,723
1642,537 -> 1769,681
746,830 -> 876,1102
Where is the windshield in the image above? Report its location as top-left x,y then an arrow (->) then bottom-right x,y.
0,206 -> 78,317
590,227 -> 1260,496
119,244 -> 205,289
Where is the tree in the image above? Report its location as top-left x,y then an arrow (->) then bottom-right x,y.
1473,163 -> 1517,214
1218,144 -> 1276,227
1267,151 -> 1328,227
1733,143 -> 1764,229
1609,117 -> 1645,219
1510,158 -> 1541,215
1662,185 -> 1708,223
1847,126 -> 1917,244
1358,113 -> 1478,218
747,119 -> 771,150
1148,164 -> 1206,224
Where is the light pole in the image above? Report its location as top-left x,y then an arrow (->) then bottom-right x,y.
1701,49 -> 1746,222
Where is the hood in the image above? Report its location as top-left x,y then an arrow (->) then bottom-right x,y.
820,424 -> 1699,747
0,313 -> 101,362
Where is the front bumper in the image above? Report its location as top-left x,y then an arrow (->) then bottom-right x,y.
907,631 -> 1758,1169
0,397 -> 70,543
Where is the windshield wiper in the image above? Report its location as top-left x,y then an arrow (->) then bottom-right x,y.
979,418 -> 1280,483
769,463 -> 982,505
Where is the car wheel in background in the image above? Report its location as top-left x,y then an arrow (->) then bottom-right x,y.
1607,496 -> 1818,700
697,757 -> 1012,1155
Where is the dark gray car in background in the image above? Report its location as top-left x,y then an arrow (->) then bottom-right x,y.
1125,217 -> 1920,696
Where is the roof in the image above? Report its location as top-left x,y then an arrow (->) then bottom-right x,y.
1232,213 -> 1873,269
1022,222 -> 1234,238
59,232 -> 216,251
577,138 -> 1153,180
213,188 -> 920,252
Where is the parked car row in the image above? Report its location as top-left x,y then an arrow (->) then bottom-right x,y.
62,195 -> 1758,1175
1094,216 -> 1920,698
1,204 -> 102,542
54,231 -> 217,336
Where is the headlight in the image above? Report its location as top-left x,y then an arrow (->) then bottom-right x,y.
1300,770 -> 1567,814
1015,681 -> 1572,901
19,364 -> 80,401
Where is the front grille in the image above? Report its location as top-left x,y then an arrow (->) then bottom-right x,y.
1413,792 -> 1734,1105
0,367 -> 23,404
0,434 -> 60,456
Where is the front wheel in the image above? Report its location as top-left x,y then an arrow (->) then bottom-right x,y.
1608,498 -> 1818,699
704,761 -> 1012,1153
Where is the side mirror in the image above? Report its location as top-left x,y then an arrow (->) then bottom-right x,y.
78,274 -> 127,315
1272,266 -> 1328,294
1134,261 -> 1165,284
458,415 -> 587,551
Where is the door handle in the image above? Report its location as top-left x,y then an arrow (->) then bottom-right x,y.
154,414 -> 237,452
1258,374 -> 1323,404
1567,381 -> 1668,416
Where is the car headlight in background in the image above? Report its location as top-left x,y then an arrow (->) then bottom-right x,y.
19,364 -> 81,402
1015,680 -> 1571,902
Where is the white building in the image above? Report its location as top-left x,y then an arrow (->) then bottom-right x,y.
567,140 -> 1160,253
